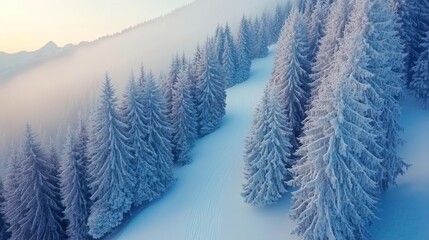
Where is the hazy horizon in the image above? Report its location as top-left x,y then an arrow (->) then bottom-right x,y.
0,0 -> 194,53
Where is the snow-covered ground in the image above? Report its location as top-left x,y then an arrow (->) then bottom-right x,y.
371,96 -> 429,240
113,46 -> 298,240
113,44 -> 429,240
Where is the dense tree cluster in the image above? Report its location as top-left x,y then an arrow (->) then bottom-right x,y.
242,0 -> 420,239
0,4 -> 289,239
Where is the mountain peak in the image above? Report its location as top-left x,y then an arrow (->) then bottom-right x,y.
41,41 -> 58,50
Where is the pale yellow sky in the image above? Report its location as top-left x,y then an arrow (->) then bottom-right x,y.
0,0 -> 192,53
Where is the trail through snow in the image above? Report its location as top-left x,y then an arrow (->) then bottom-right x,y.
114,46 -> 298,240
114,45 -> 429,240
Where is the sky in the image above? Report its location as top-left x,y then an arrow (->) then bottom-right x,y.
0,0 -> 193,53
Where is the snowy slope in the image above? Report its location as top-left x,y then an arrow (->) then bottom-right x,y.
113,46 -> 298,240
370,96 -> 429,240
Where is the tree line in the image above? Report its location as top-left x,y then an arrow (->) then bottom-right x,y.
0,3 -> 291,240
242,0 -> 428,239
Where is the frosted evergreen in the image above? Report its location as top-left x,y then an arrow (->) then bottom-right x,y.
14,126 -> 65,240
60,128 -> 90,240
0,181 -> 7,240
242,87 -> 293,206
139,72 -> 175,200
364,0 -> 407,191
311,0 -> 352,92
163,55 -> 182,118
172,64 -> 198,165
235,16 -> 252,83
411,31 -> 429,107
271,3 -> 288,43
222,23 -> 238,87
400,0 -> 429,84
196,41 -> 227,137
291,1 -> 387,239
307,0 -> 331,61
270,7 -> 310,150
2,147 -> 22,240
214,25 -> 225,64
86,75 -> 136,239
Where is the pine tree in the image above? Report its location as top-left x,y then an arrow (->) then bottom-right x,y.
364,0 -> 407,191
290,1 -> 384,239
60,128 -> 90,240
163,55 -> 182,118
86,75 -> 135,239
270,7 -> 310,151
196,41 -> 227,137
14,126 -> 65,240
122,74 -> 151,206
242,86 -> 293,206
271,3 -> 288,43
0,181 -> 7,240
400,0 -> 429,85
307,0 -> 331,61
411,30 -> 429,107
2,147 -> 22,240
249,16 -> 261,59
214,25 -> 225,64
311,0 -> 352,92
222,23 -> 238,87
236,16 -> 252,83
256,14 -> 270,58
139,72 -> 175,199
172,64 -> 198,165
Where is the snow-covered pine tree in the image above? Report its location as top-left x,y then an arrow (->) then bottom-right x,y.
172,63 -> 198,165
256,14 -> 270,58
249,16 -> 261,59
0,181 -> 7,240
364,0 -> 407,192
86,75 -> 135,239
259,12 -> 272,58
14,125 -> 65,240
242,86 -> 293,206
139,72 -> 175,199
411,30 -> 429,107
400,0 -> 429,85
222,23 -> 238,87
270,7 -> 310,151
196,40 -> 227,137
60,128 -> 90,240
291,1 -> 383,239
75,115 -> 90,201
137,65 -> 146,86
271,3 -> 288,44
235,16 -> 252,84
122,74 -> 152,206
214,25 -> 225,64
163,54 -> 182,118
307,0 -> 331,61
311,0 -> 352,92
2,147 -> 22,240
46,140 -> 65,229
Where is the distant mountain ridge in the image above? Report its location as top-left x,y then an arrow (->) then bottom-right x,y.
0,41 -> 74,82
